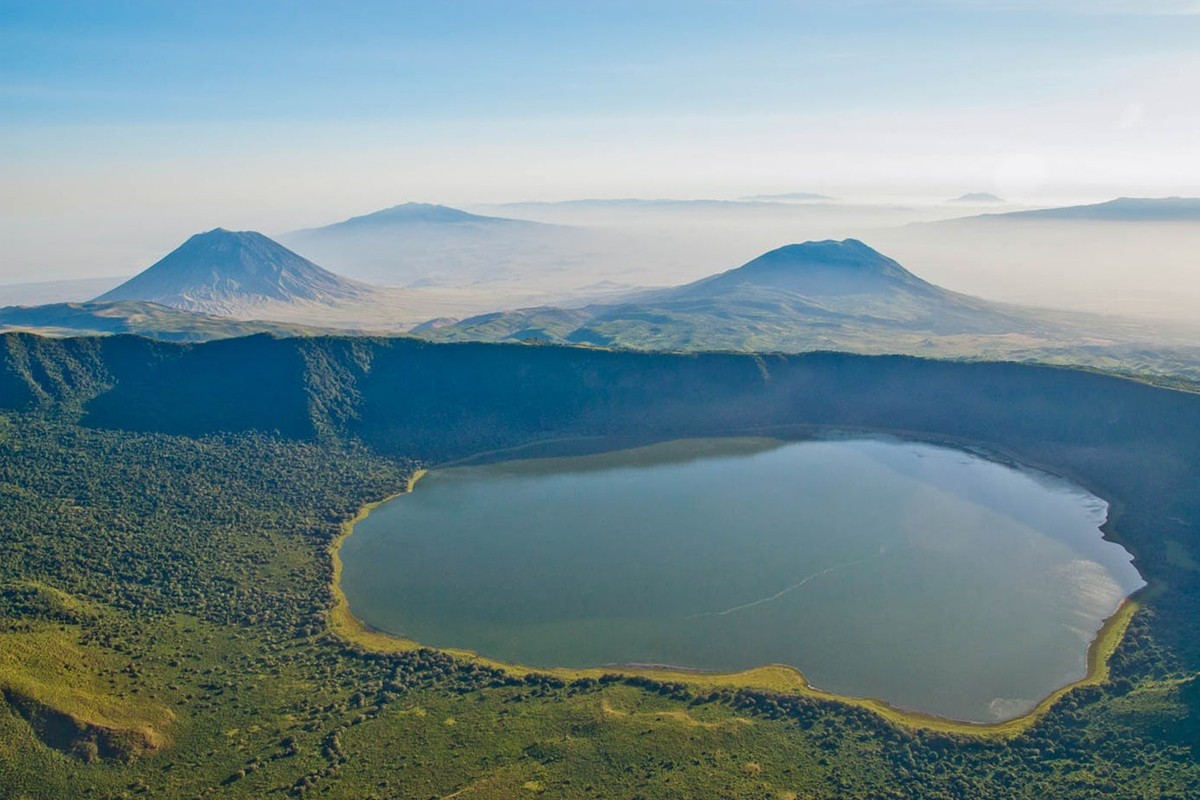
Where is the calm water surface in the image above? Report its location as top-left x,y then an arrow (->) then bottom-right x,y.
340,437 -> 1144,721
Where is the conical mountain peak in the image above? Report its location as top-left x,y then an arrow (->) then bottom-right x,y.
95,229 -> 370,315
673,239 -> 934,299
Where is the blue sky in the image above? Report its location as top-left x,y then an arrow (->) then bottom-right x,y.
5,1 -> 1197,124
2,0 -> 1199,280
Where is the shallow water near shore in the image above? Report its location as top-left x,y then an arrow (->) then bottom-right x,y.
340,436 -> 1144,722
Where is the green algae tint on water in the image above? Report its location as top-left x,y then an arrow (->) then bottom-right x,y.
340,437 -> 1144,722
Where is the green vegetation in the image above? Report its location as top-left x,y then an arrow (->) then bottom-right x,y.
2,331 -> 1200,798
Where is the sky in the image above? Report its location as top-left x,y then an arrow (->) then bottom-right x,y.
2,0 -> 1199,282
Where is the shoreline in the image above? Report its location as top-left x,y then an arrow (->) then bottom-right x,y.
327,434 -> 1147,738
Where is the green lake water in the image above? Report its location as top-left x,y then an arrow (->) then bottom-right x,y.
340,436 -> 1144,722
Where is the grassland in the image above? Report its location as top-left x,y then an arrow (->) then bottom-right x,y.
0,610 -> 174,757
2,413 -> 1198,800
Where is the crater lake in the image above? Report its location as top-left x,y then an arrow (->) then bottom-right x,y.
339,436 -> 1144,722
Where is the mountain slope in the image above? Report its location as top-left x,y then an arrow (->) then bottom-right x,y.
420,239 -> 1200,379
961,197 -> 1200,223
299,202 -> 529,230
279,203 -> 577,288
0,300 -> 321,341
667,239 -> 937,299
428,239 -> 1041,343
96,228 -> 374,316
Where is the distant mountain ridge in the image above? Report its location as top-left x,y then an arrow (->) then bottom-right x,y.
948,192 -> 1004,204
96,228 -> 373,316
963,197 -> 1200,222
291,202 -> 541,232
739,192 -> 835,202
278,202 -> 575,288
491,197 -> 802,211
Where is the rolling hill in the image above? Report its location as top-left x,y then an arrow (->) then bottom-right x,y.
0,300 -> 320,341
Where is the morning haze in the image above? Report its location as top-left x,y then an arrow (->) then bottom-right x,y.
4,3 -> 1200,799
3,1 -> 1200,323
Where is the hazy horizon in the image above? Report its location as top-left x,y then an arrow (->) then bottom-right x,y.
3,1 -> 1199,323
